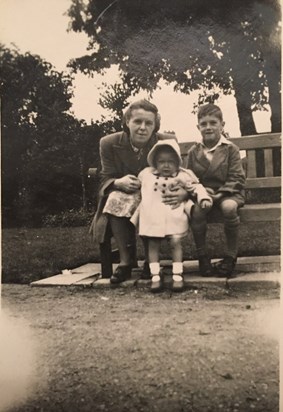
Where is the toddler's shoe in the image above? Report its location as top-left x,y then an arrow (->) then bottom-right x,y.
171,274 -> 185,292
139,261 -> 151,280
198,255 -> 213,277
110,265 -> 132,284
212,256 -> 237,277
150,274 -> 163,293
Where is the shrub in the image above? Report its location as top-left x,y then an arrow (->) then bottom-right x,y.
42,208 -> 95,227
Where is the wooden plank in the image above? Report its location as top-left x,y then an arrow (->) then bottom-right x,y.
239,203 -> 281,222
228,134 -> 281,150
264,149 -> 274,177
246,150 -> 257,178
75,274 -> 100,286
179,133 -> 281,154
180,141 -> 196,155
245,176 -> 281,189
31,272 -> 99,286
30,263 -> 102,286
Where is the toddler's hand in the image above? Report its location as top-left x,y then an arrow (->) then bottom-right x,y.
200,199 -> 213,210
205,187 -> 215,196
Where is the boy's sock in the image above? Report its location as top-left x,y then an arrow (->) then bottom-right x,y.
224,216 -> 240,259
190,211 -> 207,256
172,262 -> 183,281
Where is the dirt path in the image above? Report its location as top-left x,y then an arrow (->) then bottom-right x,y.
1,285 -> 280,412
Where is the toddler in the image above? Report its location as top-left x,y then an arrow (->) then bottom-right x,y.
134,139 -> 212,292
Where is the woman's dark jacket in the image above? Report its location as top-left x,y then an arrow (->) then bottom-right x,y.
90,131 -> 175,243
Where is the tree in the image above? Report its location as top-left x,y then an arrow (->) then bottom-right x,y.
68,0 -> 281,135
0,45 -> 80,225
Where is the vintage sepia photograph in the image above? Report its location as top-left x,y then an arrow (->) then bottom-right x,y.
0,1 -> 281,411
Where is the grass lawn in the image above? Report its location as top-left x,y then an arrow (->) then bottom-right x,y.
2,222 -> 280,284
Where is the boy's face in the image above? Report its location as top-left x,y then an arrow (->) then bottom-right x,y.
155,150 -> 179,177
197,115 -> 225,148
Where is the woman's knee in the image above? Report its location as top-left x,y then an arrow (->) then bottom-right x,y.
220,199 -> 238,219
109,215 -> 134,237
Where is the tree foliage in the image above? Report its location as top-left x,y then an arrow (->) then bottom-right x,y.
68,0 -> 281,134
0,45 -> 104,226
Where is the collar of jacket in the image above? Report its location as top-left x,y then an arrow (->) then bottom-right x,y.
200,135 -> 231,152
112,132 -> 159,174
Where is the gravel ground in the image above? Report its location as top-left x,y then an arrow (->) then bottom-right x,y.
1,284 -> 280,412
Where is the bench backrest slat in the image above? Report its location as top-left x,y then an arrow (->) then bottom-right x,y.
179,133 -> 281,154
88,133 -> 281,190
246,176 -> 281,189
179,133 -> 281,190
264,149 -> 274,177
246,150 -> 257,178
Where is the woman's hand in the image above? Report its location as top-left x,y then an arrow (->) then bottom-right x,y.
162,187 -> 188,209
114,175 -> 141,193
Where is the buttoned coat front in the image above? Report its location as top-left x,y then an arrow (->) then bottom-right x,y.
137,167 -> 210,238
90,131 -> 174,243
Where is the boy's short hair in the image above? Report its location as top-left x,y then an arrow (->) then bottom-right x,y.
122,99 -> 161,133
197,103 -> 223,121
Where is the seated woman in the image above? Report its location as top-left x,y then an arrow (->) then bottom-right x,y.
90,99 -> 187,284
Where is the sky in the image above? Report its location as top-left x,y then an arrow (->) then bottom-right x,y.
0,0 -> 272,141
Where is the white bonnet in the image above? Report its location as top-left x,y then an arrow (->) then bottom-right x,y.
147,139 -> 182,167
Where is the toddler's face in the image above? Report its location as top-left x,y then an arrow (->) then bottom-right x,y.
155,151 -> 179,177
197,114 -> 225,148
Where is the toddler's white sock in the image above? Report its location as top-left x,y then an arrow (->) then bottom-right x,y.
172,262 -> 183,274
172,262 -> 183,282
149,262 -> 160,276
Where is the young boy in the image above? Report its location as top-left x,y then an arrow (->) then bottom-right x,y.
185,103 -> 246,277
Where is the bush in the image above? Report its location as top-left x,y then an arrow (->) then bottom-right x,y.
42,208 -> 95,227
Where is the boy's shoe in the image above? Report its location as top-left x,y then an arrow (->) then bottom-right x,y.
171,274 -> 185,292
139,261 -> 151,280
198,255 -> 213,277
110,265 -> 132,284
150,275 -> 163,293
212,256 -> 237,277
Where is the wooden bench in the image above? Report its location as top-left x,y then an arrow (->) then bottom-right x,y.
89,132 -> 281,278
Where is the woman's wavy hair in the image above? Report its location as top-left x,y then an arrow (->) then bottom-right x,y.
122,99 -> 161,133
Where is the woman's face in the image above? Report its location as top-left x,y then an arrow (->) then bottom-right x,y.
126,108 -> 156,148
